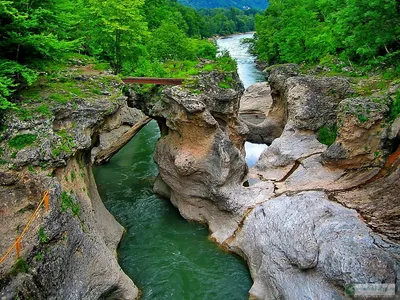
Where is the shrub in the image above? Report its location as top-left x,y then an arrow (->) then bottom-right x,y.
389,91 -> 400,121
8,134 -> 37,150
60,191 -> 80,216
317,125 -> 337,146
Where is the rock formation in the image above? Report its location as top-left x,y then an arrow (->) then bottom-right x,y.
239,82 -> 277,144
0,72 -> 140,299
151,65 -> 400,299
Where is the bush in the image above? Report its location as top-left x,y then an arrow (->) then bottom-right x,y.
317,125 -> 337,146
389,91 -> 400,121
60,191 -> 80,216
8,134 -> 37,150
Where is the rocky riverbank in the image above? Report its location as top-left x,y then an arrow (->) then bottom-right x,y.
149,64 -> 400,299
0,67 -> 142,299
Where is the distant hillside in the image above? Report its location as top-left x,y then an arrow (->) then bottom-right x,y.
178,0 -> 268,9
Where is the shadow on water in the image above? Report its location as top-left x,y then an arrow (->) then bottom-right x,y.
93,121 -> 252,300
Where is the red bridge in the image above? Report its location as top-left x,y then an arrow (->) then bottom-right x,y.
122,77 -> 184,85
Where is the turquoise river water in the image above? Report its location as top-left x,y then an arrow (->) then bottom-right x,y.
94,33 -> 265,300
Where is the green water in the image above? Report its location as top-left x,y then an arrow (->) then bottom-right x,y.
93,121 -> 252,300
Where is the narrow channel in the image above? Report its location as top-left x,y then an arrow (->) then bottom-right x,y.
94,33 -> 264,299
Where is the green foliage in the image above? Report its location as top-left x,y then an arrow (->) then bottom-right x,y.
218,75 -> 234,89
215,52 -> 237,72
60,191 -> 80,216
317,125 -> 337,146
389,91 -> 400,121
178,0 -> 267,9
198,7 -> 261,36
52,130 -> 76,158
255,0 -> 400,68
0,0 -> 253,114
0,60 -> 38,113
357,114 -> 369,123
38,227 -> 48,243
8,134 -> 37,150
34,252 -> 44,261
11,258 -> 29,275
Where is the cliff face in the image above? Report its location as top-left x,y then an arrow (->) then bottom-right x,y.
151,66 -> 400,299
0,71 -> 141,299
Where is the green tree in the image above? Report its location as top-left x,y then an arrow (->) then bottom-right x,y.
85,0 -> 149,73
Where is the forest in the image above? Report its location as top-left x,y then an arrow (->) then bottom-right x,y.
254,0 -> 400,75
0,0 -> 259,114
178,0 -> 268,9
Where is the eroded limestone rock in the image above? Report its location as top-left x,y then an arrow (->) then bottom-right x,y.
230,192 -> 397,300
151,69 -> 400,300
0,74 -> 140,299
323,97 -> 391,169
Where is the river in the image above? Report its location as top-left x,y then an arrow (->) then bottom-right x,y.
94,33 -> 265,299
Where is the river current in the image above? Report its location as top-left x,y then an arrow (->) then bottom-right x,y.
94,33 -> 265,300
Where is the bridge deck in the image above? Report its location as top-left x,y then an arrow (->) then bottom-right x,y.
122,77 -> 184,85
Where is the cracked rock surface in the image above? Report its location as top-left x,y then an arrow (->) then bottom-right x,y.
152,67 -> 400,299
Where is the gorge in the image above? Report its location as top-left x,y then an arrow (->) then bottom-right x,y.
0,31 -> 399,300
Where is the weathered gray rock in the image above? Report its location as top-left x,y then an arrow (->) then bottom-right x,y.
333,161 -> 400,242
252,124 -> 327,181
0,74 -> 140,299
265,64 -> 354,134
230,191 -> 397,300
239,82 -> 272,114
238,82 -> 275,144
323,97 -> 391,168
389,116 -> 400,140
150,70 -> 400,300
0,160 -> 139,300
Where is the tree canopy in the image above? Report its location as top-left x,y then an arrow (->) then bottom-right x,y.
0,0 -> 257,114
254,0 -> 400,69
178,0 -> 268,9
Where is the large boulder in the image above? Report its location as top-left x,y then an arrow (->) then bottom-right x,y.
268,64 -> 353,131
230,191 -> 397,300
252,124 -> 327,181
152,71 -> 248,213
323,97 -> 391,168
239,82 -> 272,114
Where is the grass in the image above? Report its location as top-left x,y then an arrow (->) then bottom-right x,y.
93,62 -> 110,71
70,171 -> 76,182
8,134 -> 37,150
38,227 -> 48,243
35,104 -> 52,117
50,93 -> 74,104
354,78 -> 391,97
389,91 -> 400,121
52,129 -> 77,158
10,258 -> 29,275
60,191 -> 80,216
317,125 -> 337,146
218,75 -> 234,89
357,114 -> 369,123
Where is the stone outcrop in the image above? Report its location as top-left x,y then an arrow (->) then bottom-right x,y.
0,73 -> 141,299
239,82 -> 279,144
323,97 -> 391,168
230,191 -> 397,300
151,66 -> 400,299
239,82 -> 272,114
